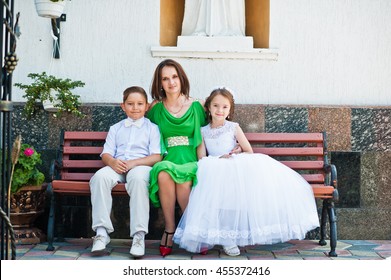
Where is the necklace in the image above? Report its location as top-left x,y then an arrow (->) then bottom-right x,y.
164,95 -> 185,117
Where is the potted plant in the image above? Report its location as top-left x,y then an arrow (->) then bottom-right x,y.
7,137 -> 47,244
14,72 -> 85,118
10,143 -> 45,194
34,0 -> 66,19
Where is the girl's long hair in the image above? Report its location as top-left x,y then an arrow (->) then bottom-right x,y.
204,87 -> 235,122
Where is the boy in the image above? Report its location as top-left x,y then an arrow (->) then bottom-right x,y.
89,86 -> 161,257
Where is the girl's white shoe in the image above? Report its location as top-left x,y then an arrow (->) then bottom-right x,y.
223,245 -> 240,256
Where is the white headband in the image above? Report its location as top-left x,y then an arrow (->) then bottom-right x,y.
210,86 -> 236,97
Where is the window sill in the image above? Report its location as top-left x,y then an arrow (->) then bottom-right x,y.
150,46 -> 278,60
151,36 -> 277,60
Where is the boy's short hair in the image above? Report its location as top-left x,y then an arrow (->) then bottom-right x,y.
123,86 -> 148,103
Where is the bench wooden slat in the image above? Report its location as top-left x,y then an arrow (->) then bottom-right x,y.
64,131 -> 108,140
63,146 -> 103,154
52,180 -> 126,195
252,147 -> 324,156
62,160 -> 105,168
280,160 -> 324,170
301,174 -> 325,183
52,181 -> 332,198
311,184 -> 335,198
60,173 -> 96,181
245,132 -> 324,143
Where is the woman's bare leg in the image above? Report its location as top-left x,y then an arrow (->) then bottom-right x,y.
158,171 -> 176,246
176,181 -> 192,213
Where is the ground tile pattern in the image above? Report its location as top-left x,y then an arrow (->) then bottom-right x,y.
8,239 -> 391,260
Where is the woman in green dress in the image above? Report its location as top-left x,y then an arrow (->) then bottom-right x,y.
147,59 -> 207,256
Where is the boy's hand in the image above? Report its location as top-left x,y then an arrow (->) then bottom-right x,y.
125,160 -> 137,171
111,158 -> 128,174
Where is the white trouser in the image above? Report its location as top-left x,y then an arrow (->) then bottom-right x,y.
89,165 -> 151,237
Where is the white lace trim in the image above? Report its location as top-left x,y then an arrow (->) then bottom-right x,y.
202,121 -> 237,139
175,224 -> 312,241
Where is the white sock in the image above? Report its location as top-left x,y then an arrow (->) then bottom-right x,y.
134,231 -> 145,240
96,227 -> 108,238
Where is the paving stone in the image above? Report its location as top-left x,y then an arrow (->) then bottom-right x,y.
10,239 -> 391,260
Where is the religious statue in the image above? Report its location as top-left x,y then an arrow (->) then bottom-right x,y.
181,0 -> 245,37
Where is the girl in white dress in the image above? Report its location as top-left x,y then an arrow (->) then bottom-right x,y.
173,87 -> 320,256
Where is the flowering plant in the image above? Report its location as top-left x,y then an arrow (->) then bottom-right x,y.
11,143 -> 45,193
14,72 -> 85,119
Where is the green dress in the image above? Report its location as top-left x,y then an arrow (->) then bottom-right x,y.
147,100 -> 207,208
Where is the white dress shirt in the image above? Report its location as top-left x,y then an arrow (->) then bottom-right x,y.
101,117 -> 161,160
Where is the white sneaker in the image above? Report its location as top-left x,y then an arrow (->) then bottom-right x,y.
223,245 -> 240,256
130,233 -> 145,257
91,235 -> 110,253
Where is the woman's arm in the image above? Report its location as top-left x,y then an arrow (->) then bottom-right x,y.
197,138 -> 207,159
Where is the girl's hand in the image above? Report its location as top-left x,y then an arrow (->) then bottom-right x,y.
219,154 -> 232,158
230,144 -> 242,155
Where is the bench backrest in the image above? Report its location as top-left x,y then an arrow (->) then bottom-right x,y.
58,131 -> 330,186
245,132 -> 328,184
58,131 -> 107,181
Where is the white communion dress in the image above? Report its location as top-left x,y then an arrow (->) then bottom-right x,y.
173,121 -> 320,253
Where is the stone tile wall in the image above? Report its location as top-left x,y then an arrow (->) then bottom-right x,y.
11,104 -> 391,240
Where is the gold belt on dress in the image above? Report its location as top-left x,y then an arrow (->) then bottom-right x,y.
165,136 -> 193,148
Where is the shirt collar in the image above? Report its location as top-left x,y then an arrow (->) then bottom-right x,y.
124,117 -> 144,128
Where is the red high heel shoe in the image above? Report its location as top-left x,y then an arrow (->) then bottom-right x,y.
159,230 -> 175,257
200,248 -> 208,255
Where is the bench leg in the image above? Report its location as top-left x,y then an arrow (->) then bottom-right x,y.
56,196 -> 65,242
327,200 -> 338,257
319,199 -> 328,246
46,184 -> 55,251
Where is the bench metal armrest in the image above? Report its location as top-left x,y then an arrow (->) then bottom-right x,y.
323,163 -> 338,202
330,164 -> 339,202
49,159 -> 62,181
329,164 -> 337,188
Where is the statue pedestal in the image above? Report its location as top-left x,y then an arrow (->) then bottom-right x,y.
177,36 -> 254,51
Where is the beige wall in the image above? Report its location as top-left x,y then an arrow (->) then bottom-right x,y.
12,0 -> 391,106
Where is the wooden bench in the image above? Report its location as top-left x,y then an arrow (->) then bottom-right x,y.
46,130 -> 338,256
45,131 -> 128,251
245,131 -> 338,257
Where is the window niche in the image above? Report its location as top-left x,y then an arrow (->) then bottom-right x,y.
154,0 -> 276,60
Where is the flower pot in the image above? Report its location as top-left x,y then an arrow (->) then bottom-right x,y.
42,99 -> 60,112
42,89 -> 60,112
34,0 -> 66,19
10,184 -> 47,245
